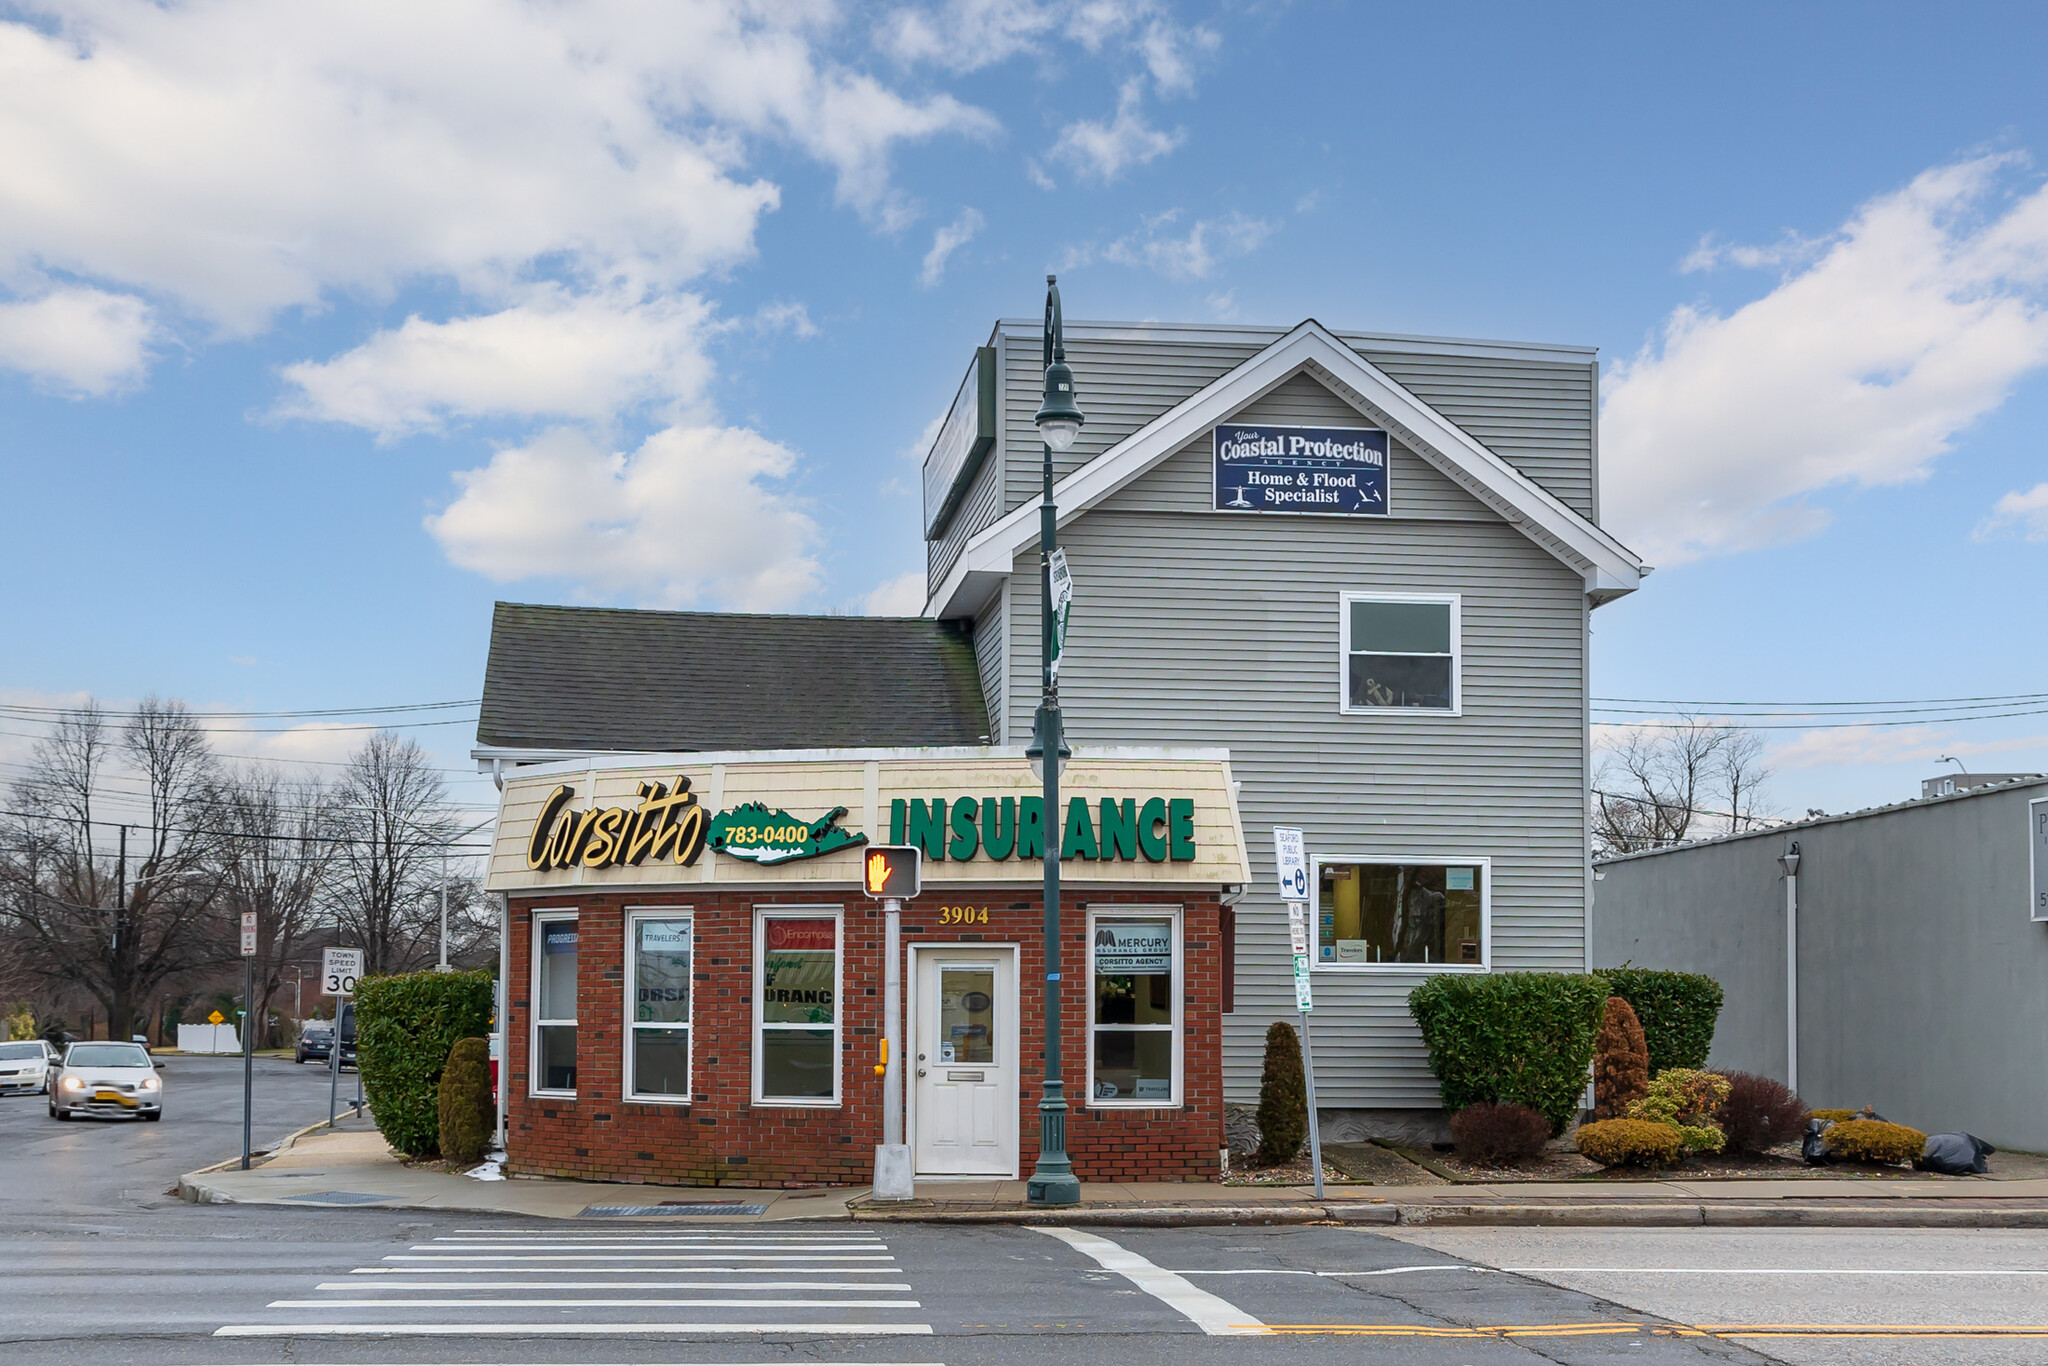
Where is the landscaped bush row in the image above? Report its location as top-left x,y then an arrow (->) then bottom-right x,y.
1409,972 -> 1612,1133
355,967 -> 495,1157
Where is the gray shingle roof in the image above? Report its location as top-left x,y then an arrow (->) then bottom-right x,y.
477,602 -> 990,752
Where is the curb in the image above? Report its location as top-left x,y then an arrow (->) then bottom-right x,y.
852,1204 -> 1331,1227
177,1115 -> 367,1197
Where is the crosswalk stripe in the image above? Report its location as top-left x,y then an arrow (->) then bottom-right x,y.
416,1243 -> 881,1252
214,1322 -> 937,1337
350,1265 -> 900,1274
316,1281 -> 912,1291
270,1298 -> 922,1309
1035,1227 -> 1265,1338
385,1254 -> 895,1263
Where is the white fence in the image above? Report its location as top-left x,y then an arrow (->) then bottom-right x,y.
176,1023 -> 241,1054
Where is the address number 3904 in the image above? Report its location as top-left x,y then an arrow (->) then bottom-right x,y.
938,907 -> 990,925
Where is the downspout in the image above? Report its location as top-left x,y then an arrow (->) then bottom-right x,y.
1777,842 -> 1802,1095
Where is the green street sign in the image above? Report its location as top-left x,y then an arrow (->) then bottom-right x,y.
708,802 -> 869,866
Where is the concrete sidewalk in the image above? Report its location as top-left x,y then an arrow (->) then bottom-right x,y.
180,1118 -> 2048,1227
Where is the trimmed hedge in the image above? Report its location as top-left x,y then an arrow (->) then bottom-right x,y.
1825,1119 -> 1927,1166
1575,1117 -> 1685,1168
355,968 -> 494,1157
1408,972 -> 1610,1133
1597,968 -> 1724,1074
437,1037 -> 494,1165
1255,1020 -> 1308,1166
1807,1108 -> 1859,1124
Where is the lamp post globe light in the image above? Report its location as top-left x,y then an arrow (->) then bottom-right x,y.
1026,274 -> 1084,1206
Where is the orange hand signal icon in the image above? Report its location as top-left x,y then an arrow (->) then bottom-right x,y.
866,850 -> 887,891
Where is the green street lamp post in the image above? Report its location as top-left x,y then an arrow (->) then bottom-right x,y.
1025,275 -> 1083,1206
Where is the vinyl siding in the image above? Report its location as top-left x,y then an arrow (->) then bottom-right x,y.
972,584 -> 1008,744
1008,514 -> 1588,1106
1099,372 -> 1502,523
999,328 -> 1598,524
1361,352 -> 1597,519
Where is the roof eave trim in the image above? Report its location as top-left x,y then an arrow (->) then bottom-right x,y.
930,320 -> 1643,617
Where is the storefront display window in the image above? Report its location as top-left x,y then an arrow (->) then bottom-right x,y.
627,911 -> 692,1102
755,911 -> 840,1105
532,912 -> 578,1094
1089,911 -> 1179,1106
1316,859 -> 1487,968
1342,593 -> 1459,712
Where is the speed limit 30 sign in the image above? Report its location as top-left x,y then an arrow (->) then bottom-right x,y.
322,947 -> 364,996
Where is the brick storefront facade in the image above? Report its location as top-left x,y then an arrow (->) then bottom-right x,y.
504,886 -> 1227,1188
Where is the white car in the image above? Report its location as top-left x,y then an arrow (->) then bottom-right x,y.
49,1041 -> 163,1121
0,1040 -> 56,1095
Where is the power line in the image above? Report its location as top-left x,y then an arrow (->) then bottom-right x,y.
0,807 -> 493,852
0,698 -> 480,720
1595,706 -> 2048,731
1593,690 -> 2048,709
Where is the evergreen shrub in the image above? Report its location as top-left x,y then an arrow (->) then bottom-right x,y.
1806,1108 -> 1859,1124
1574,1117 -> 1685,1168
437,1037 -> 494,1165
1597,968 -> 1724,1074
1592,996 -> 1649,1120
1625,1068 -> 1731,1153
1449,1102 -> 1551,1165
1408,972 -> 1610,1133
354,968 -> 494,1157
1719,1072 -> 1807,1154
1255,1020 -> 1307,1166
1824,1119 -> 1927,1166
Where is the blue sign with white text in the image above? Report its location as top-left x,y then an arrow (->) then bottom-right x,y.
1213,423 -> 1389,515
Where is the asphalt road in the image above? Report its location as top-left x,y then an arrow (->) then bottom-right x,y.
0,1051 -> 352,1215
3,1073 -> 2046,1365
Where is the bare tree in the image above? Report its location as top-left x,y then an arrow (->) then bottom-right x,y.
330,732 -> 459,975
0,699 -> 225,1039
1594,718 -> 1778,857
211,767 -> 334,1046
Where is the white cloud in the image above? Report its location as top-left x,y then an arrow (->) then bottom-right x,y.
862,571 -> 928,615
427,424 -> 822,610
1679,231 -> 1827,274
876,0 -> 1213,92
1096,209 -> 1274,280
1976,482 -> 2048,541
278,287 -> 716,436
0,2 -> 993,333
1051,80 -> 1183,182
1602,156 -> 2048,567
747,301 -> 821,338
1769,724 -> 2048,772
920,208 -> 985,286
0,286 -> 157,395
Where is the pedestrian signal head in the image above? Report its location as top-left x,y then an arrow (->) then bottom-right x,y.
862,845 -> 921,899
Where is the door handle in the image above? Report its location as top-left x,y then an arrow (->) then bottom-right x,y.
916,1068 -> 927,1077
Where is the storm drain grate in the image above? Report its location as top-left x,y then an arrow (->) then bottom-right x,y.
579,1203 -> 767,1217
277,1190 -> 399,1205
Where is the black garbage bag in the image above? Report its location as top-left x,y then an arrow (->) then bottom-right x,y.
1915,1132 -> 1995,1175
1801,1117 -> 1836,1166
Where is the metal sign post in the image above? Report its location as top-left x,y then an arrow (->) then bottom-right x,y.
321,947 -> 363,1127
1275,826 -> 1323,1198
239,911 -> 257,1170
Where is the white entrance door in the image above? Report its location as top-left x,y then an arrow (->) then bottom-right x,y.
912,949 -> 1016,1177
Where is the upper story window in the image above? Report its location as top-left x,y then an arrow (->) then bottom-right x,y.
1341,593 -> 1460,713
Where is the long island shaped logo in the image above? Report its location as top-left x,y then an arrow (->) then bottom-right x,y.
709,802 -> 870,866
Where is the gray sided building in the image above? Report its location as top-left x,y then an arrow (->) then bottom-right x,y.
1594,779 -> 2048,1152
922,317 -> 1645,1118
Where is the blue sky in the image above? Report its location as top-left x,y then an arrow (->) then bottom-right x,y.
3,0 -> 2047,824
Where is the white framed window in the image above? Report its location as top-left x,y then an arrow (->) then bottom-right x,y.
530,911 -> 578,1096
625,908 -> 693,1104
753,907 -> 842,1107
1311,856 -> 1491,971
1086,907 -> 1182,1108
1340,592 -> 1461,714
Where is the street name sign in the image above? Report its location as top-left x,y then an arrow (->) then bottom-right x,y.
322,947 -> 364,997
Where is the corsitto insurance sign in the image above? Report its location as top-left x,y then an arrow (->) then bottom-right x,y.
1213,422 -> 1389,515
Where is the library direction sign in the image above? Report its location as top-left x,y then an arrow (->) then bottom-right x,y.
1213,422 -> 1388,515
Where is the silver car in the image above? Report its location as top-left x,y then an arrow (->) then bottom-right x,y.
49,1041 -> 163,1121
0,1040 -> 56,1095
